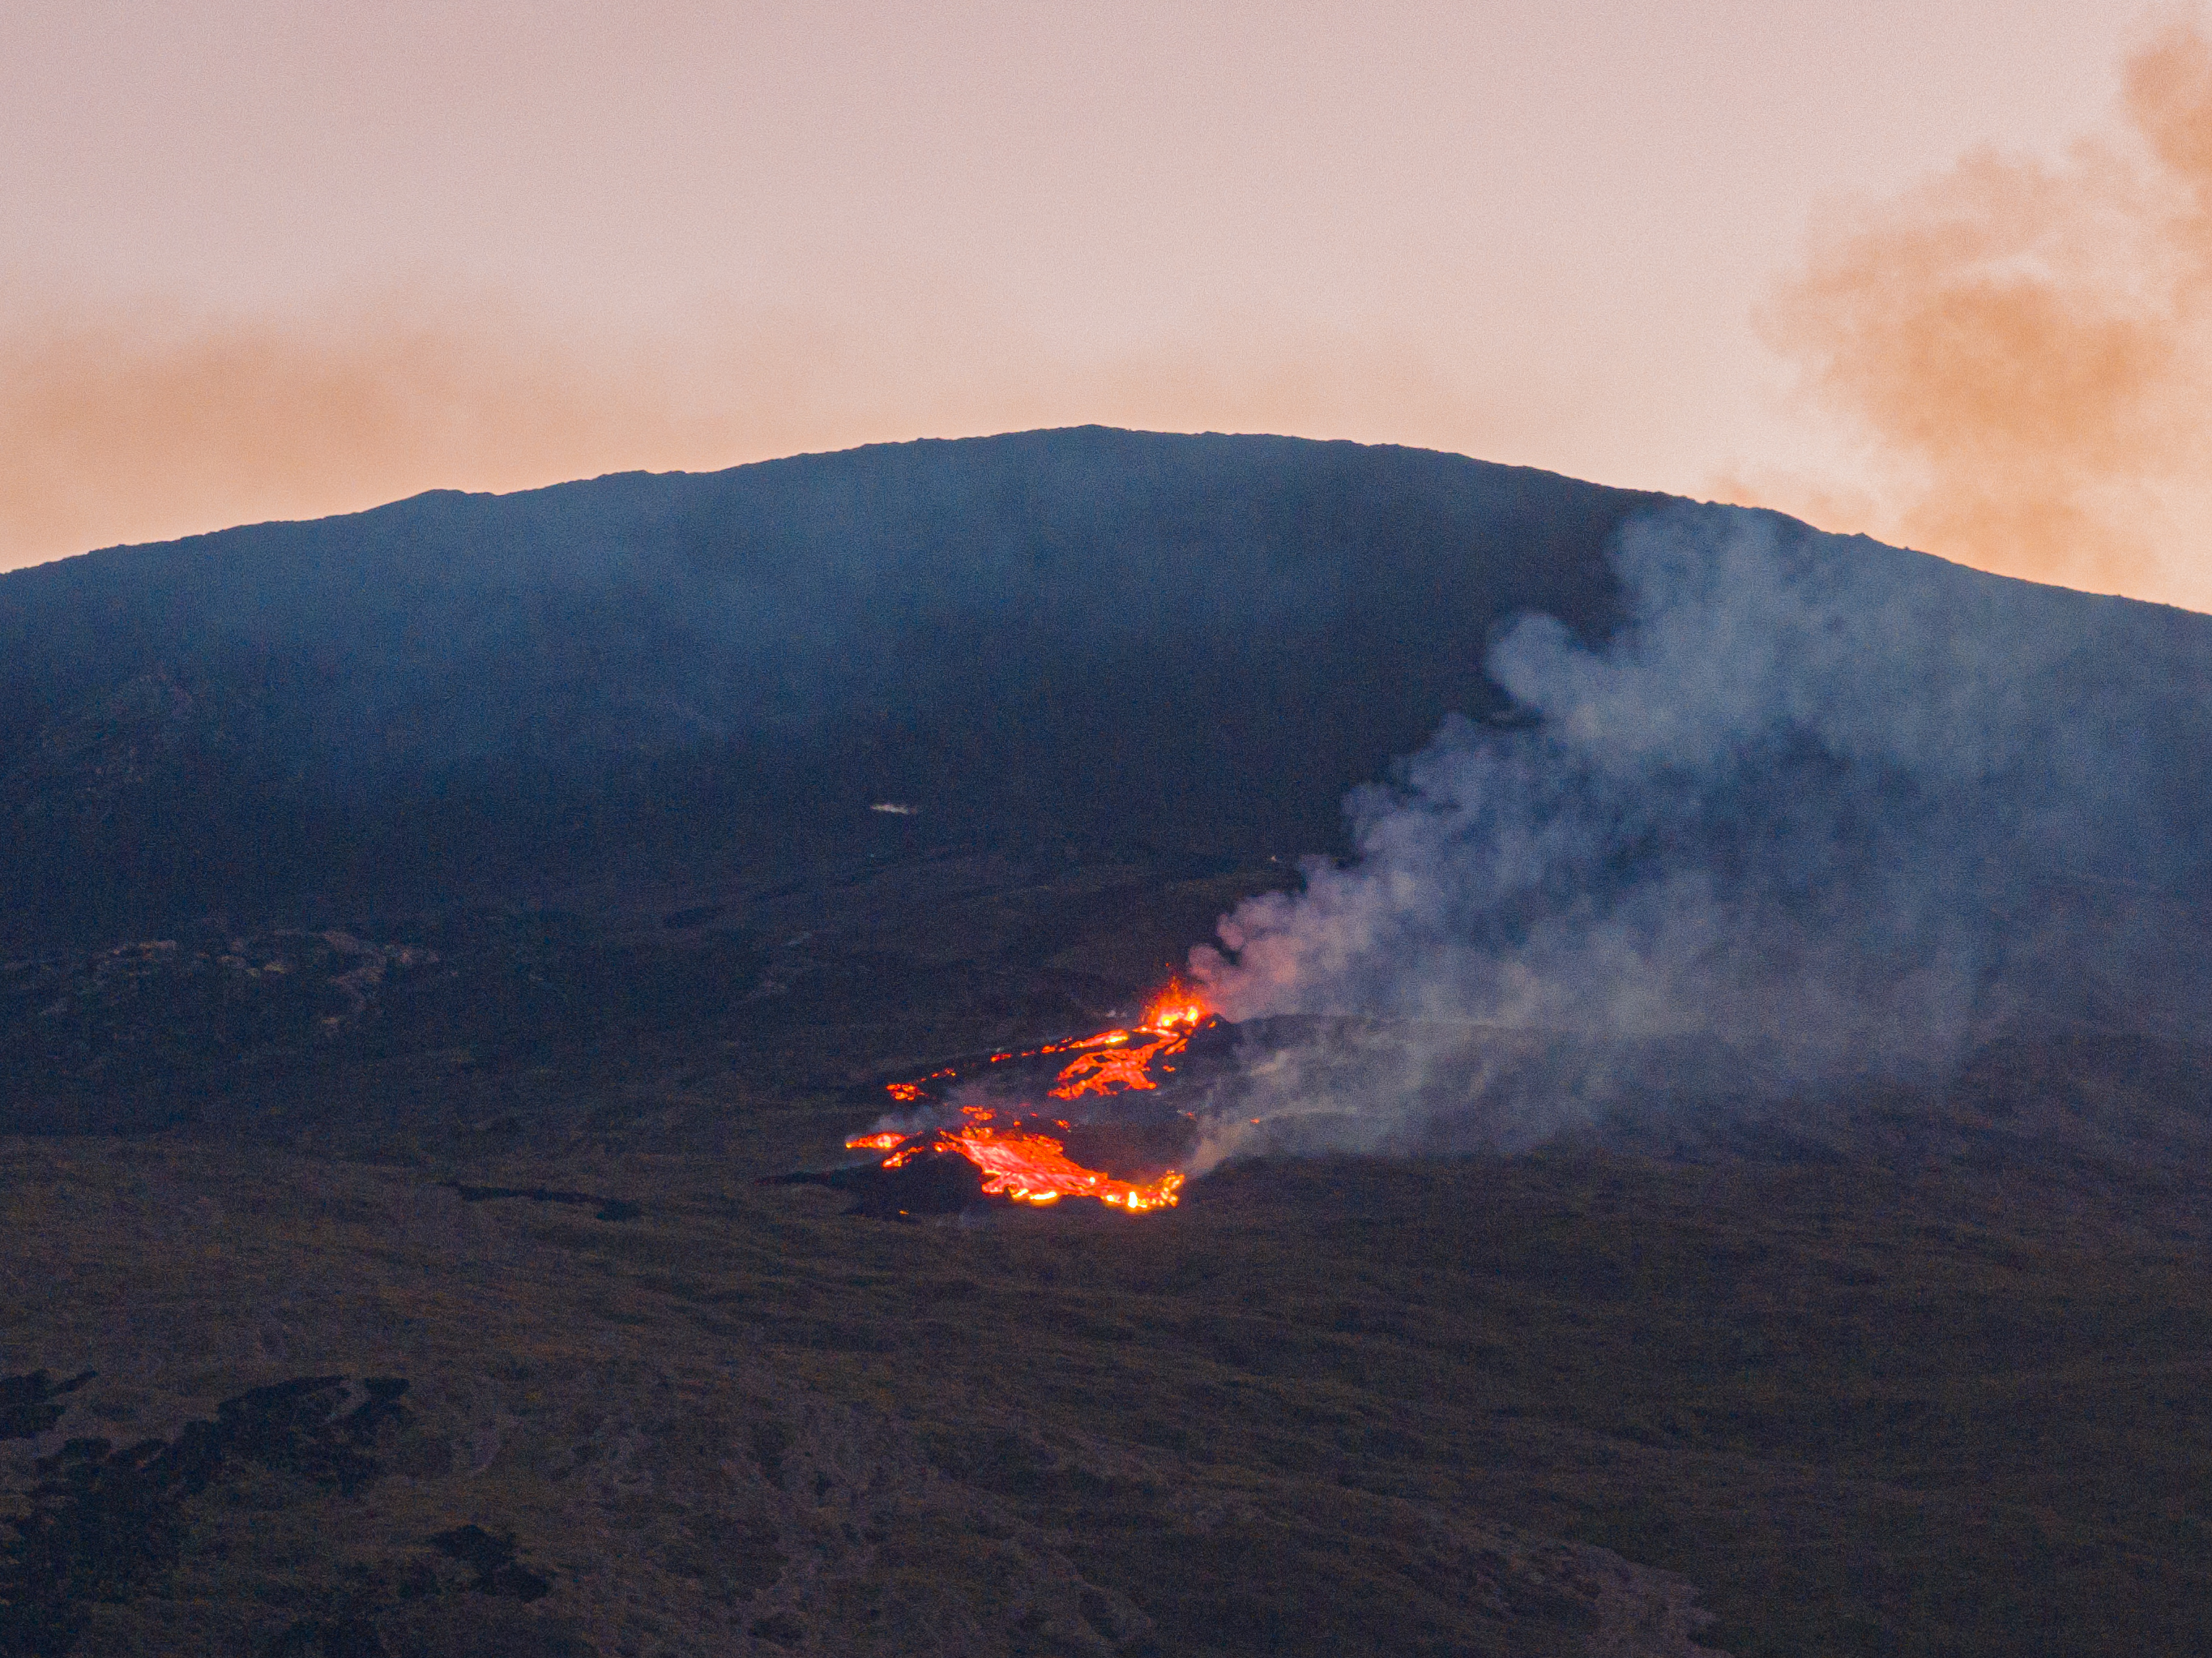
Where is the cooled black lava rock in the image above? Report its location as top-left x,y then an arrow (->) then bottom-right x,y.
0,1371 -> 95,1442
0,1375 -> 412,1657
767,1152 -> 991,1220
428,1525 -> 553,1601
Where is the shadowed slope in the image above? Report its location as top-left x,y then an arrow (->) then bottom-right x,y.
0,429 -> 1642,947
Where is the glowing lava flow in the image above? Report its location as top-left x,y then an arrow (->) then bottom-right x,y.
1047,989 -> 1209,1101
843,982 -> 1211,1213
877,1114 -> 1186,1212
843,1130 -> 909,1152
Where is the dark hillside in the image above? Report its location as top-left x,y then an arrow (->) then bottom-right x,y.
0,429 -> 1644,948
10,430 -> 2212,1656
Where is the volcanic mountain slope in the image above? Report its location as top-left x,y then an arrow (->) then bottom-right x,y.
9,1069 -> 2212,1657
0,427 -> 1642,951
9,429 -> 2212,1655
6,841 -> 2212,1656
2,1139 -> 1748,1658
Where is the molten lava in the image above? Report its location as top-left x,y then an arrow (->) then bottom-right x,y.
841,981 -> 1215,1214
843,1130 -> 909,1152
874,1111 -> 1186,1212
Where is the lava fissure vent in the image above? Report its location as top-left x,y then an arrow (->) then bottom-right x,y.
770,983 -> 1232,1219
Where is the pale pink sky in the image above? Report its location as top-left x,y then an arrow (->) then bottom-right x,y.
5,2 -> 2204,609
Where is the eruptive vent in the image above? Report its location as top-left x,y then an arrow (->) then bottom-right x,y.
779,984 -> 1227,1219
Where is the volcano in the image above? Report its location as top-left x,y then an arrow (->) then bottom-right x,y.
10,429 -> 2212,1657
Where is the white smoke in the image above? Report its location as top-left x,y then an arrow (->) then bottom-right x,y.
1189,504 -> 2212,1164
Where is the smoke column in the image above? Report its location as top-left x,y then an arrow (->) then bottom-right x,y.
1190,504 -> 2212,1164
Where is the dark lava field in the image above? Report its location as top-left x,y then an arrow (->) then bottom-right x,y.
6,429 -> 2212,1656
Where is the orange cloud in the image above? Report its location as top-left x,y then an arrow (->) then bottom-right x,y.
0,293 -> 796,566
0,286 -> 1494,571
1750,19 -> 2212,612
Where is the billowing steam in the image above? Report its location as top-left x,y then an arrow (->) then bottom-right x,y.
1189,504 -> 2212,1165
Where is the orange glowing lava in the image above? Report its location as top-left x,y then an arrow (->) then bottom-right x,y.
1048,1035 -> 1172,1098
843,1130 -> 908,1152
1142,982 -> 1211,1032
1046,981 -> 1212,1100
843,980 -> 1214,1213
877,1122 -> 1185,1212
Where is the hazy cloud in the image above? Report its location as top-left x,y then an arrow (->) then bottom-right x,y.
1749,19 -> 2212,612
0,288 -> 1492,571
0,291 -> 826,569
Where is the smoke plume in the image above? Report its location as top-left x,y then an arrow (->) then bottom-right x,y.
1755,19 -> 2212,613
1189,504 -> 2212,1164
